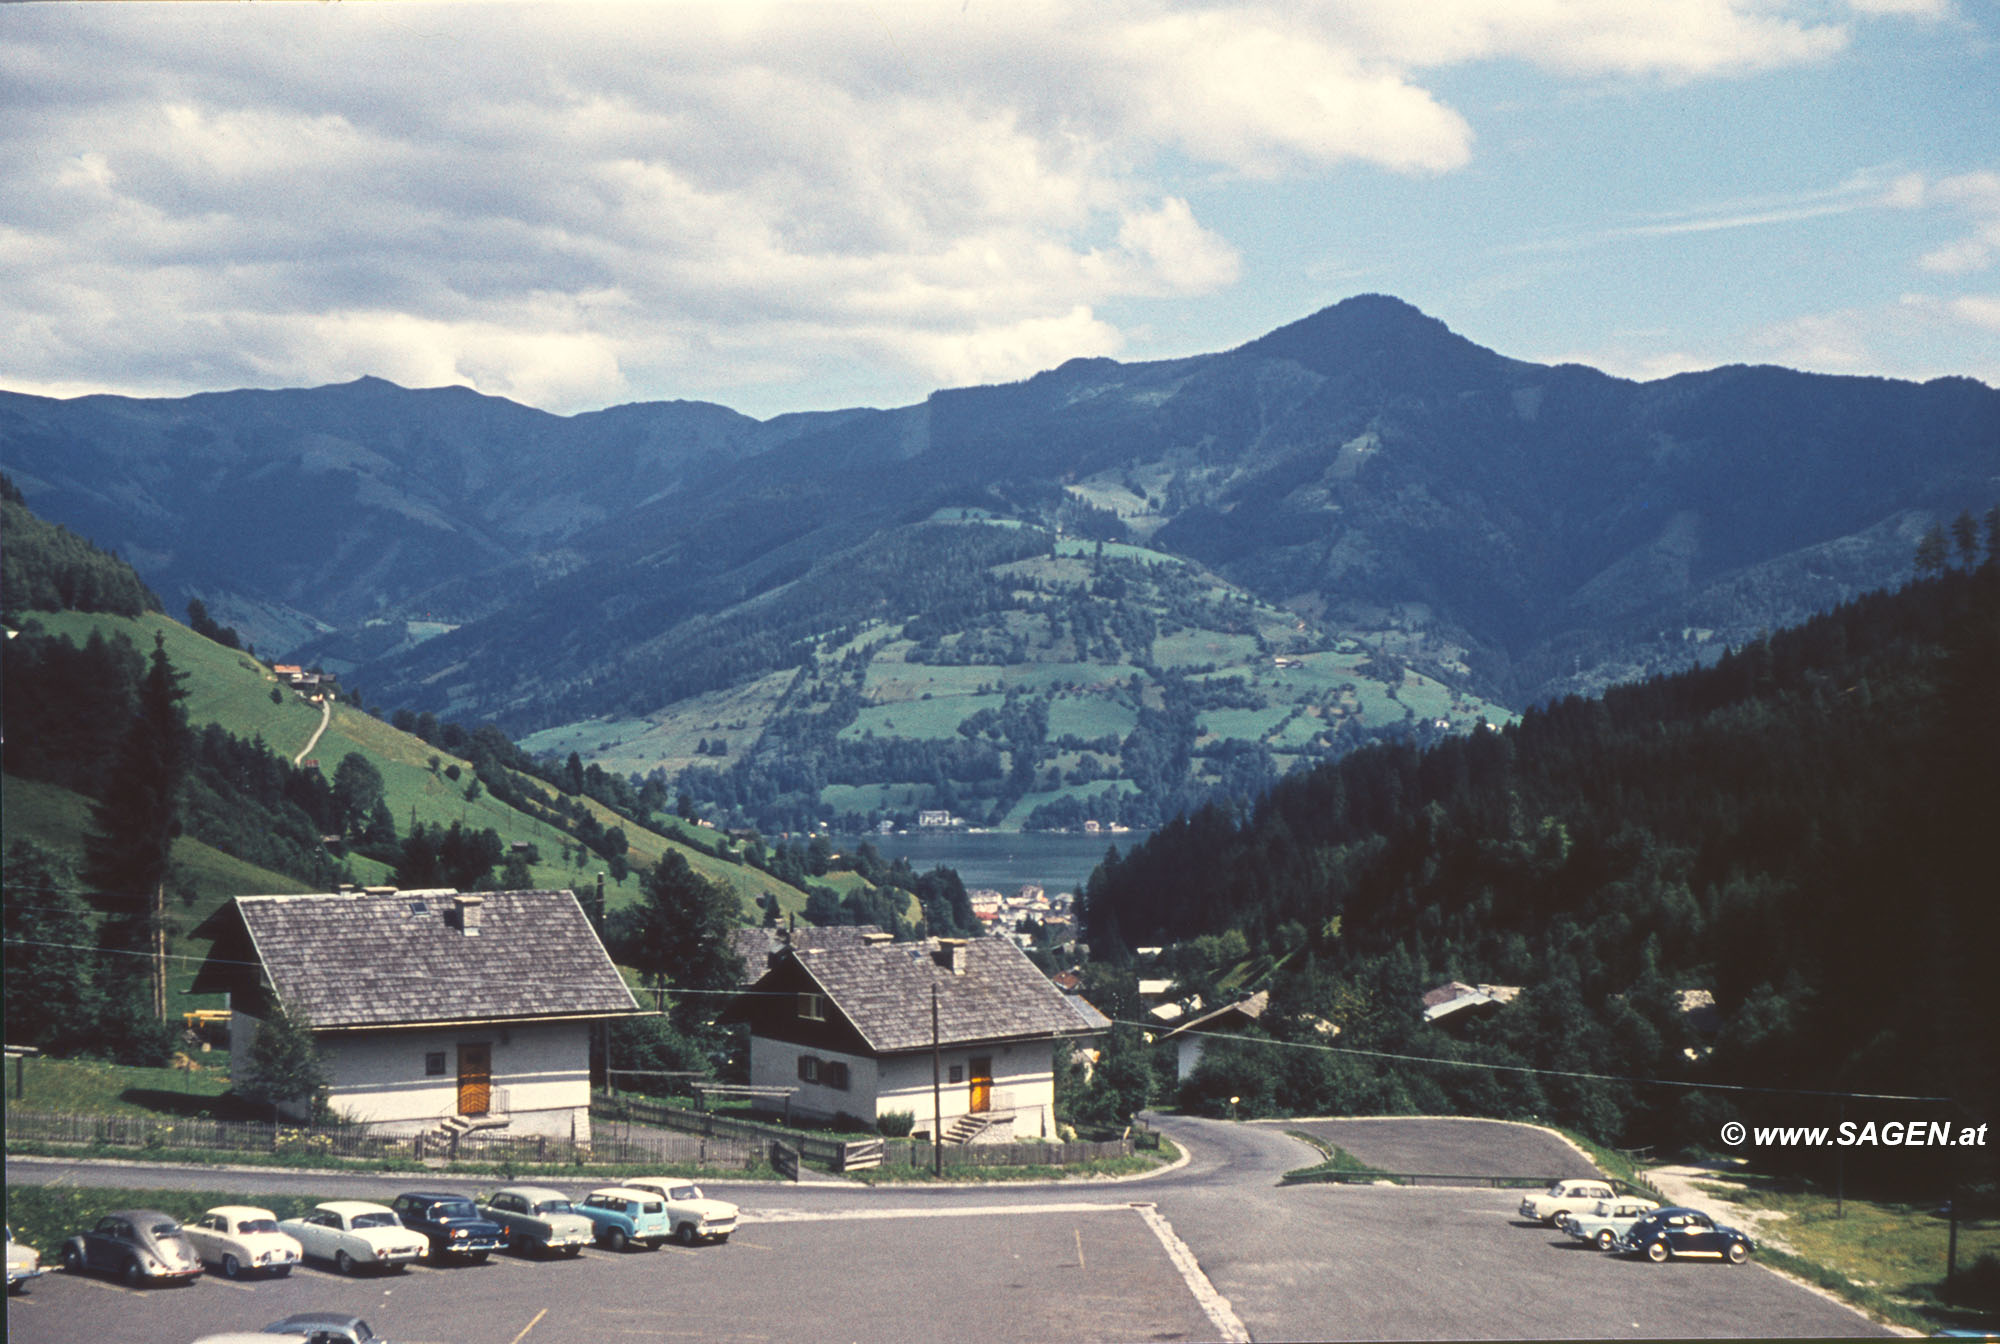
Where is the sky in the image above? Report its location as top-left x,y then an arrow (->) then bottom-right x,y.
2,1 -> 1996,420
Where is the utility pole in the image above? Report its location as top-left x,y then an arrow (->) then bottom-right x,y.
931,984 -> 943,1178
153,881 -> 168,1021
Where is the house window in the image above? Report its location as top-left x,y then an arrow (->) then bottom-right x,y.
424,1051 -> 447,1077
825,1061 -> 850,1091
948,1064 -> 964,1084
798,992 -> 826,1021
798,1056 -> 820,1083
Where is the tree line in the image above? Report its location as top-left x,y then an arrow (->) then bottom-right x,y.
1079,532 -> 1999,1187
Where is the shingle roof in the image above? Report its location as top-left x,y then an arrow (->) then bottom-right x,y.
780,936 -> 1089,1053
1162,989 -> 1267,1040
233,889 -> 640,1030
730,924 -> 886,985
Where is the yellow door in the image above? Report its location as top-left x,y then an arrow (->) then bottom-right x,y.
457,1043 -> 492,1115
969,1056 -> 992,1113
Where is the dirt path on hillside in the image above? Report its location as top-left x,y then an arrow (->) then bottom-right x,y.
293,694 -> 330,765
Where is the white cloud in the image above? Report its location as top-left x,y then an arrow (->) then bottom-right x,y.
0,1 -> 1923,413
1845,0 -> 1953,17
1747,296 -> 2000,385
1913,171 -> 2000,273
1317,0 -> 1848,77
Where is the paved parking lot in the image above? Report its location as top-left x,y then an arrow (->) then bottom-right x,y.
4,1204 -> 1223,1344
1163,1179 -> 1890,1341
6,1117 -> 1895,1342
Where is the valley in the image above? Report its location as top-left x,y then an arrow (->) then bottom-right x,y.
7,296 -> 1990,833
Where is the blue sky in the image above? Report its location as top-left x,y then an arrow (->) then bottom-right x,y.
2,1 -> 1995,418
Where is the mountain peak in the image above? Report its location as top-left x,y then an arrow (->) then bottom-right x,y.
1237,293 -> 1517,390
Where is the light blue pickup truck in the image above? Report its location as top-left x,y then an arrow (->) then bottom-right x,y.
574,1187 -> 671,1251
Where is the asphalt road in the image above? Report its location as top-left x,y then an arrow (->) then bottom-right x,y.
1285,1115 -> 1601,1181
5,1115 -> 1892,1342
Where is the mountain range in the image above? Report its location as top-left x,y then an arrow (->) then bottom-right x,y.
6,294 -> 1994,830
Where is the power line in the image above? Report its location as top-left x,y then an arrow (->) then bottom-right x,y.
1117,1020 -> 1952,1105
0,936 -> 802,997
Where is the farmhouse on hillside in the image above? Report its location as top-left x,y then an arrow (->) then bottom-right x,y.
729,929 -> 1102,1142
194,888 -> 642,1141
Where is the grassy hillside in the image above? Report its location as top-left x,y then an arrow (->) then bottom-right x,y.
524,522 -> 1515,833
1,773 -> 314,1022
3,610 -> 819,973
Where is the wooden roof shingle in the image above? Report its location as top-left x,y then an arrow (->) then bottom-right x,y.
778,936 -> 1091,1054
231,889 -> 640,1030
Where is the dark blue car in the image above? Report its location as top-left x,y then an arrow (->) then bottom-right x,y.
1617,1206 -> 1753,1264
390,1192 -> 505,1265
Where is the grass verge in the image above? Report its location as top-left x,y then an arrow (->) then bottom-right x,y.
1280,1130 -> 1395,1184
1681,1171 -> 1999,1336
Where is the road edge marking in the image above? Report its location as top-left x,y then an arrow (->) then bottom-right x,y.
506,1306 -> 548,1344
1129,1202 -> 1250,1344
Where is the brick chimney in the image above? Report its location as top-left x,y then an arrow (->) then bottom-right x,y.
450,893 -> 485,936
933,937 -> 968,974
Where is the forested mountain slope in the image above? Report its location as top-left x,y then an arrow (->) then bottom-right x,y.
6,296 -> 1993,830
1079,546 -> 1997,1169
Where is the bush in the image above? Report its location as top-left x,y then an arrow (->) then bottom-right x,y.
877,1110 -> 915,1138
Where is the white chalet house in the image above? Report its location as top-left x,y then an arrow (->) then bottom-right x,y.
729,929 -> 1102,1142
195,888 -> 642,1140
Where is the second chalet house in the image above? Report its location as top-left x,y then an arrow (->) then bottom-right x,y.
731,930 -> 1103,1142
195,888 -> 642,1142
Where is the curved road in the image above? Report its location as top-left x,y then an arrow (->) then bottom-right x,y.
5,1115 -> 1889,1342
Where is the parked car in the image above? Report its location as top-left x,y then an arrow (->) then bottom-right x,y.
182,1205 -> 302,1279
478,1186 -> 593,1258
194,1328 -> 358,1344
574,1187 -> 672,1251
622,1178 -> 739,1245
1560,1197 -> 1661,1250
1617,1206 -> 1754,1263
8,1225 -> 47,1293
278,1201 -> 427,1275
390,1191 -> 506,1265
1518,1178 -> 1619,1225
60,1209 -> 203,1287
261,1313 -> 394,1343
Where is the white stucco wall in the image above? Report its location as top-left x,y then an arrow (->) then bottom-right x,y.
750,1036 -> 1056,1138
230,1012 -> 593,1139
1176,1034 -> 1205,1080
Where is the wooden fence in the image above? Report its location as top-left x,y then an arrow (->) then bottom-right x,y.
5,1109 -> 757,1170
878,1137 -> 1135,1170
593,1093 -> 1131,1174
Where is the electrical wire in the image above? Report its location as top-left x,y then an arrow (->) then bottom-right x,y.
1115,1019 -> 1952,1104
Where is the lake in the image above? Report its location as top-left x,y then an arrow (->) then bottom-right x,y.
837,829 -> 1153,895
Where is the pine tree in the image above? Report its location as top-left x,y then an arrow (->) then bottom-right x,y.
617,851 -> 744,1034
240,1000 -> 332,1121
2,840 -> 102,1054
81,631 -> 189,1021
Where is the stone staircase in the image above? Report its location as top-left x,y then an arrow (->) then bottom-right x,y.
941,1113 -> 998,1146
419,1107 -> 511,1163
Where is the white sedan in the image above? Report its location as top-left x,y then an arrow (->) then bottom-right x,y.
278,1202 -> 426,1276
623,1178 -> 739,1245
183,1205 -> 302,1279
